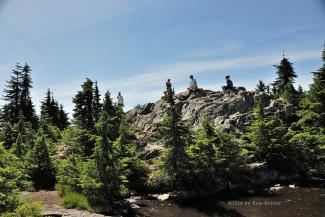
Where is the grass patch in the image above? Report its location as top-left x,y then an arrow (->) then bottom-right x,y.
62,192 -> 91,210
55,183 -> 72,197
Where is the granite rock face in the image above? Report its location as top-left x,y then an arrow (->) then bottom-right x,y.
128,87 -> 286,138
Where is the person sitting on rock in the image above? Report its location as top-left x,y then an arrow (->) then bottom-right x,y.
187,75 -> 199,96
222,75 -> 233,93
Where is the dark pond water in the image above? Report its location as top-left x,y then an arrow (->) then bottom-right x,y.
134,187 -> 325,217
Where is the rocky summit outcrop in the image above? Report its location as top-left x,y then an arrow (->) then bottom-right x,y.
128,87 -> 289,139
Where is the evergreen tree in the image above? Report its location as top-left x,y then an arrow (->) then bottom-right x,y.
297,43 -> 325,132
50,94 -> 60,125
272,57 -> 297,97
265,85 -> 270,94
282,81 -> 298,105
115,116 -> 136,157
37,118 -> 61,146
244,104 -> 301,173
297,85 -> 305,100
28,129 -> 56,189
292,44 -> 325,177
11,133 -> 26,158
114,115 -> 146,183
2,64 -> 22,124
255,80 -> 266,93
1,111 -> 35,150
102,91 -> 115,116
40,89 -> 53,119
56,155 -> 82,191
73,79 -> 95,131
60,127 -> 84,155
288,130 -> 325,177
93,81 -> 102,123
0,142 -> 29,213
0,122 -> 15,149
58,104 -> 69,130
41,89 -> 68,130
157,81 -> 191,186
14,120 -> 35,152
186,118 -> 219,189
20,63 -> 37,127
2,63 -> 37,127
91,108 -> 126,205
244,103 -> 271,161
102,91 -> 121,141
306,43 -> 325,130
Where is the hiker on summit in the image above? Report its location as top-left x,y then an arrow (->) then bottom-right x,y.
163,78 -> 175,103
166,78 -> 172,93
117,92 -> 124,107
222,75 -> 233,93
164,78 -> 174,98
187,75 -> 199,96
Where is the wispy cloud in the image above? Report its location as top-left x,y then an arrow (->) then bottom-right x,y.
104,48 -> 321,88
28,48 -> 321,114
271,24 -> 325,38
188,41 -> 243,58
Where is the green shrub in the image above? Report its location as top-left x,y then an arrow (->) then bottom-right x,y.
56,155 -> 82,192
2,197 -> 43,217
14,198 -> 43,217
55,183 -> 72,197
62,192 -> 91,210
146,170 -> 172,192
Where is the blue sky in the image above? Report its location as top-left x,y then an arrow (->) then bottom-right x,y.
0,0 -> 325,115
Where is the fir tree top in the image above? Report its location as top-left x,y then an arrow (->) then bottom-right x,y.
273,57 -> 297,96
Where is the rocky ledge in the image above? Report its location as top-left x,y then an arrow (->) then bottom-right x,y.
128,87 -> 292,139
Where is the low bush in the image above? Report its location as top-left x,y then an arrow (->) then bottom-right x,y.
55,183 -> 72,197
14,199 -> 43,217
2,197 -> 43,217
146,170 -> 172,192
62,192 -> 91,210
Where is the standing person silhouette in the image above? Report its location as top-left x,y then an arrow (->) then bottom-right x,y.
117,92 -> 124,107
166,78 -> 172,93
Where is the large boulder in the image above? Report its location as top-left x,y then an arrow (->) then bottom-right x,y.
139,142 -> 165,160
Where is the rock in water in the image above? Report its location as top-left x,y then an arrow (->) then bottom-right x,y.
157,193 -> 170,201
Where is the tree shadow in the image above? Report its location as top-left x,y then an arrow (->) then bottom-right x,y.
172,193 -> 247,217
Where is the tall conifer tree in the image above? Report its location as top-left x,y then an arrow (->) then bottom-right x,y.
28,129 -> 56,189
272,57 -> 297,97
297,43 -> 325,132
20,63 -> 37,127
58,104 -> 69,130
92,103 -> 125,204
41,89 -> 68,129
2,63 -> 22,124
102,91 -> 121,141
93,81 -> 102,123
73,78 -> 95,131
157,81 -> 191,186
